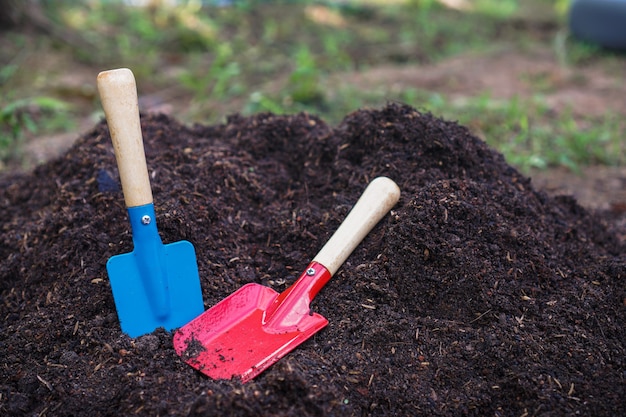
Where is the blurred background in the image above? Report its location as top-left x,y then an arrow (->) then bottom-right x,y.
0,0 -> 624,202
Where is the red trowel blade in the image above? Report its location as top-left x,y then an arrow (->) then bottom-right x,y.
174,177 -> 401,382
173,266 -> 331,383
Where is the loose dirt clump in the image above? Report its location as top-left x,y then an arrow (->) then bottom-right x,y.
1,103 -> 624,416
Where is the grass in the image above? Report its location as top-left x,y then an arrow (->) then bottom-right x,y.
410,93 -> 625,172
0,96 -> 74,167
0,0 -> 624,172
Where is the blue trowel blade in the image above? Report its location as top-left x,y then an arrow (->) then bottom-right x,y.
107,204 -> 204,337
107,240 -> 204,337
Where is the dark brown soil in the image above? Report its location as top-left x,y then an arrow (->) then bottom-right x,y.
1,104 -> 624,416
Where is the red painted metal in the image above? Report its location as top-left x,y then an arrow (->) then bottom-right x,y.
173,262 -> 332,382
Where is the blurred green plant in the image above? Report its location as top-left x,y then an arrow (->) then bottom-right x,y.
287,45 -> 326,105
472,0 -> 518,18
396,90 -> 625,172
0,65 -> 19,86
180,44 -> 241,99
244,91 -> 286,115
0,97 -> 72,163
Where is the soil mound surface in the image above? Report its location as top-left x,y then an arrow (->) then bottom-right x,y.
1,104 -> 624,416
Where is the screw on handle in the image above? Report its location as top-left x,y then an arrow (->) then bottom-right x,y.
312,177 -> 401,276
97,68 -> 153,209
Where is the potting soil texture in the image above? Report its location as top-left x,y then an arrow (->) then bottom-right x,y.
1,103 -> 624,416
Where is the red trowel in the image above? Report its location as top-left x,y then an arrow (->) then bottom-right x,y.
98,68 -> 204,337
173,177 -> 400,382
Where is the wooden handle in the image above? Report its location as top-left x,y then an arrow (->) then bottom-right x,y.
97,68 -> 153,208
313,177 -> 400,276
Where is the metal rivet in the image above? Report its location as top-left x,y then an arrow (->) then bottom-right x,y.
306,267 -> 316,276
141,215 -> 151,225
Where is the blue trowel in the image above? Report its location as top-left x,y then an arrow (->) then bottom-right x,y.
97,68 -> 204,337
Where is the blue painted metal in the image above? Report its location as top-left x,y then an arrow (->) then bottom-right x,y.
107,203 -> 204,337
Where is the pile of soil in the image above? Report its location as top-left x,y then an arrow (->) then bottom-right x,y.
1,103 -> 624,416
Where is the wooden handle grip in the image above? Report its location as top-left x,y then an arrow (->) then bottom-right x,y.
97,68 -> 153,208
313,177 -> 400,276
